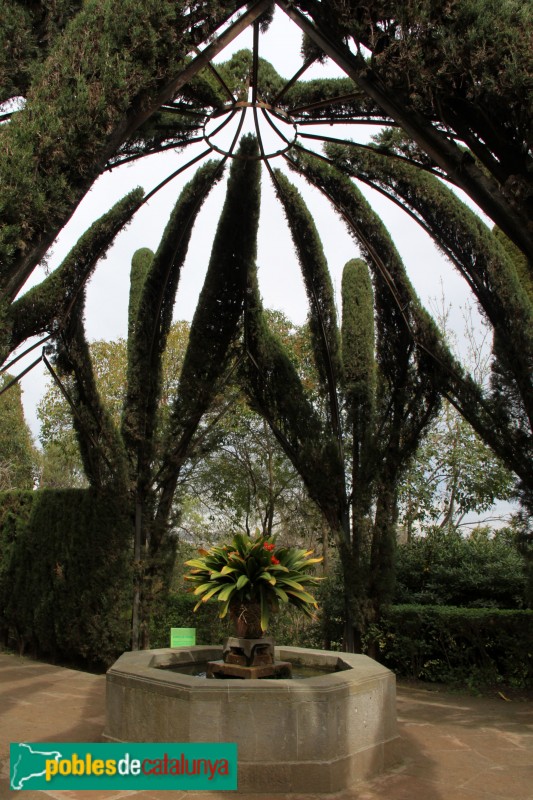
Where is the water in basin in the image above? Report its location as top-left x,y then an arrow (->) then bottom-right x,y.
158,660 -> 340,679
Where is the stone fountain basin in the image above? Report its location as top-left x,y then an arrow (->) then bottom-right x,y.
104,645 -> 399,795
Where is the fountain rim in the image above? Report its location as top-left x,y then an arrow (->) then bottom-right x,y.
106,645 -> 392,694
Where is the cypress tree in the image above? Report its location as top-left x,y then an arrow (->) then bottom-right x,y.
44,144 -> 257,649
285,0 -> 533,260
272,170 -> 343,444
324,141 -> 533,513
341,259 -> 375,579
264,151 -> 447,649
240,227 -> 346,539
4,188 -> 144,361
156,135 -> 263,529
122,160 -> 223,491
0,1 -> 244,298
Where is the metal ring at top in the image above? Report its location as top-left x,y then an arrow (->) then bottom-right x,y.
203,101 -> 298,160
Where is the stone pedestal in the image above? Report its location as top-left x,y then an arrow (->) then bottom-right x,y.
207,658 -> 292,679
208,636 -> 293,679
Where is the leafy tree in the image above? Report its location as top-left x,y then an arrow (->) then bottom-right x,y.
399,404 -> 515,536
398,303 -> 515,535
38,439 -> 87,490
180,392 -> 325,547
0,375 -> 37,490
395,526 -> 529,609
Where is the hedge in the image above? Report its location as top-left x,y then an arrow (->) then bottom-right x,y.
0,488 -> 132,668
149,589 -> 323,651
369,605 -> 533,690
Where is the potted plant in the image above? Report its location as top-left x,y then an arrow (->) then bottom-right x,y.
184,532 -> 323,637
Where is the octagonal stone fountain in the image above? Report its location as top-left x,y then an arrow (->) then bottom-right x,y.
104,645 -> 399,795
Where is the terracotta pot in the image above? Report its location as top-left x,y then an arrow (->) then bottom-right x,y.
230,601 -> 263,639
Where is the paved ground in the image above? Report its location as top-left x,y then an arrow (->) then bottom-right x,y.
0,652 -> 532,799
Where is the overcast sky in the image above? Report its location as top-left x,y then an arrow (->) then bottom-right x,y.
8,7 -> 489,441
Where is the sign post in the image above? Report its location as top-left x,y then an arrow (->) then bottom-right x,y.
170,628 -> 196,648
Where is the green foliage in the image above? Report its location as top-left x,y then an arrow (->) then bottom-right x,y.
0,0 -> 236,294
0,1 -> 84,103
401,416 -> 515,532
272,169 -> 342,409
0,375 -> 37,490
0,488 -> 33,535
317,0 -> 533,258
38,439 -> 88,490
122,160 -> 222,482
182,394 -> 322,541
219,49 -> 284,103
327,0 -> 532,144
154,136 -> 262,538
395,527 -> 528,609
53,295 -> 129,491
6,188 -> 144,356
493,227 -> 533,306
37,326 -> 193,488
325,137 -> 533,510
149,588 -> 232,649
280,150 -> 448,646
341,258 -> 375,536
341,259 -> 375,409
172,137 -> 259,413
37,336 -> 130,489
370,605 -> 533,690
0,488 -> 131,667
32,139 -> 264,647
152,583 -> 327,651
184,531 -> 323,631
0,489 -> 34,646
282,76 -> 373,121
241,252 -> 345,533
326,142 -> 533,372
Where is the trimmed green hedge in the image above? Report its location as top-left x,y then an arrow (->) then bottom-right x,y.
370,605 -> 533,690
0,488 -> 132,668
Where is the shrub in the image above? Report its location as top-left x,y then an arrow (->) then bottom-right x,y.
0,490 -> 34,646
395,527 -> 528,608
0,488 -> 131,668
184,532 -> 323,632
370,605 -> 533,690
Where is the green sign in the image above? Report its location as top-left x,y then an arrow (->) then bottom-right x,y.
10,742 -> 237,791
170,627 -> 196,648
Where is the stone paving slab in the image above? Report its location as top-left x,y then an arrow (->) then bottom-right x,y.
1,653 -> 532,799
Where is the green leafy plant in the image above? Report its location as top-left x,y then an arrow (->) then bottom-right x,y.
184,532 -> 323,633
